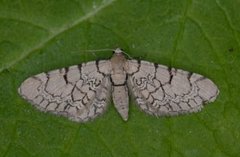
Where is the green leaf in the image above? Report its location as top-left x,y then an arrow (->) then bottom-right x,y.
0,0 -> 240,157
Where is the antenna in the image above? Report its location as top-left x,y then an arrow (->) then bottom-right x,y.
121,51 -> 133,59
78,48 -> 114,53
74,48 -> 133,59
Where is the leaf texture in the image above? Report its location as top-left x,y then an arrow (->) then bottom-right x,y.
0,0 -> 240,157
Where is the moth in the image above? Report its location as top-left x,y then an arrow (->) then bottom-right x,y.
18,48 -> 219,122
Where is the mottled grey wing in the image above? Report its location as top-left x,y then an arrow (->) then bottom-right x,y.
126,60 -> 219,116
18,60 -> 112,122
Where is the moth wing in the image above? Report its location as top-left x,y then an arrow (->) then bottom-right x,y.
18,60 -> 112,122
126,60 -> 219,116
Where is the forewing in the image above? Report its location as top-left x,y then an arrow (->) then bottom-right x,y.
18,60 -> 112,122
126,60 -> 219,116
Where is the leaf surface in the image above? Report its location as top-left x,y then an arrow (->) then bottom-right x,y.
0,0 -> 240,157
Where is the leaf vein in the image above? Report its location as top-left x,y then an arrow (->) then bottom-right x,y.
0,0 -> 116,74
170,0 -> 192,66
188,17 -> 233,115
215,0 -> 240,49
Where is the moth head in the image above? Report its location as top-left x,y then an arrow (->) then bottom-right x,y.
113,48 -> 124,54
113,48 -> 133,59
